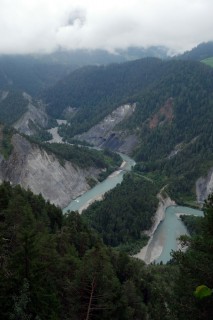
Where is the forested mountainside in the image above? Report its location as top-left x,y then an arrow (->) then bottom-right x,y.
0,46 -> 170,98
0,182 -> 213,320
43,57 -> 213,203
43,58 -> 213,138
120,60 -> 213,203
0,43 -> 212,319
0,90 -> 28,125
83,173 -> 158,254
43,57 -> 165,122
0,55 -> 73,96
178,41 -> 213,61
0,90 -> 52,142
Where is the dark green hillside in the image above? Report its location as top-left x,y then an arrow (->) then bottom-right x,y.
171,194 -> 213,320
43,57 -> 213,202
0,125 -> 14,159
178,41 -> 213,61
0,55 -> 72,96
0,181 -> 157,320
0,90 -> 28,125
202,56 -> 213,68
43,58 -> 164,128
125,60 -> 213,161
44,58 -> 213,140
1,183 -> 213,319
83,173 -> 158,254
122,61 -> 213,202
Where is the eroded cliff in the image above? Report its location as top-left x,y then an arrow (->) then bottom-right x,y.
196,167 -> 213,203
14,93 -> 49,135
0,134 -> 101,208
74,104 -> 138,154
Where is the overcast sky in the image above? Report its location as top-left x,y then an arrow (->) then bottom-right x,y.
0,0 -> 212,55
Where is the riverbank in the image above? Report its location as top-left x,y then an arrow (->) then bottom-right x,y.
133,192 -> 175,264
78,160 -> 126,212
78,194 -> 104,213
63,154 -> 135,214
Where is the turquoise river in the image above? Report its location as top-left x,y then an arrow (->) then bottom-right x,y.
63,154 -> 203,264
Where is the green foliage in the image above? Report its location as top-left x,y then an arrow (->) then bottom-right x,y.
0,91 -> 28,125
0,182 -> 156,319
0,55 -> 73,96
145,265 -> 179,320
66,138 -> 93,147
194,285 -> 212,299
178,41 -> 213,61
116,235 -> 149,255
180,215 -> 203,236
0,125 -> 14,159
43,58 -> 164,133
27,120 -> 53,142
83,173 -> 158,252
44,57 -> 213,202
123,61 -> 213,202
171,193 -> 213,319
40,142 -> 122,171
202,57 -> 213,68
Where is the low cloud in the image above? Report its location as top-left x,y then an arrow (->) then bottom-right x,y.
0,0 -> 212,54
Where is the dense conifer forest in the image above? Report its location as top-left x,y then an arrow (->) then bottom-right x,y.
83,174 -> 158,254
0,182 -> 213,319
42,57 -> 213,202
0,91 -> 28,125
0,43 -> 213,319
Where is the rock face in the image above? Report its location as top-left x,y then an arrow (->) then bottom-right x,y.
14,93 -> 49,135
196,168 -> 213,203
75,104 -> 138,154
0,134 -> 100,208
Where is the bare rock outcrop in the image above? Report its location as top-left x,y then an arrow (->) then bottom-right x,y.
196,168 -> 213,203
0,134 -> 100,208
75,104 -> 138,154
14,93 -> 49,135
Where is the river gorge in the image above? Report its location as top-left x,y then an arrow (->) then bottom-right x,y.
63,152 -> 203,264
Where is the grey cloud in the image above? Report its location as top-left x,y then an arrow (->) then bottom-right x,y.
0,0 -> 212,54
66,9 -> 87,27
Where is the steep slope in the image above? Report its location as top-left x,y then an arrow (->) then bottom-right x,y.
126,61 -> 213,203
13,93 -> 49,136
0,55 -> 73,96
43,57 -> 164,121
74,103 -> 138,154
43,58 -> 213,142
0,181 -> 166,320
45,57 -> 213,203
0,133 -> 111,207
0,90 -> 50,139
196,168 -> 213,203
0,90 -> 28,125
178,41 -> 213,60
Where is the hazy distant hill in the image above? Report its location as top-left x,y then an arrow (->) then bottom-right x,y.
0,46 -> 169,96
0,55 -> 73,96
35,46 -> 170,67
43,58 -> 164,120
177,41 -> 213,61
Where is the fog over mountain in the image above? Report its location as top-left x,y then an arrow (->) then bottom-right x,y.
0,0 -> 213,55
